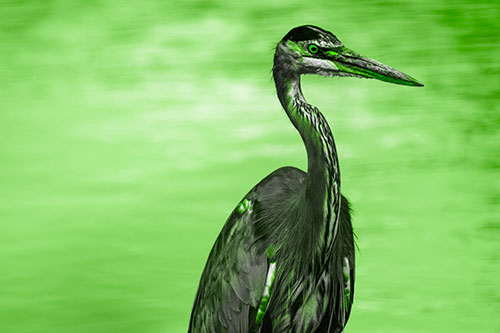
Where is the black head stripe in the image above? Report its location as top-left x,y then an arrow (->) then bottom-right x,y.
283,25 -> 341,46
283,25 -> 323,42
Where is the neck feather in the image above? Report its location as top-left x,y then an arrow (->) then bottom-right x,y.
273,64 -> 342,250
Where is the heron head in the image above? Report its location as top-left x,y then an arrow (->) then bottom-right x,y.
275,25 -> 423,87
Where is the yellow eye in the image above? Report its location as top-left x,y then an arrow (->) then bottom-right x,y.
308,44 -> 318,54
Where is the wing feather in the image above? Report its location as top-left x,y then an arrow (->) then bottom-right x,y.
189,194 -> 268,332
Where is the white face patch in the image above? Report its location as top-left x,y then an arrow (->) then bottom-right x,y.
301,57 -> 338,73
316,39 -> 339,48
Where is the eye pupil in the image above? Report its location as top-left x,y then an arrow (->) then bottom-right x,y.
309,44 -> 318,53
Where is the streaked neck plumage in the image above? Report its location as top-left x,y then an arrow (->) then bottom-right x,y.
273,56 -> 341,256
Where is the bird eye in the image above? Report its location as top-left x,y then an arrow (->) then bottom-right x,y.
308,44 -> 319,54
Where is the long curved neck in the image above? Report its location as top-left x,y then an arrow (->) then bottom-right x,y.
273,65 -> 342,249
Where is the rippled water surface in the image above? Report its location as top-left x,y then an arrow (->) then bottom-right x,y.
1,1 -> 499,332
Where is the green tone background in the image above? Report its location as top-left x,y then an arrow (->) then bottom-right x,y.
1,0 -> 499,332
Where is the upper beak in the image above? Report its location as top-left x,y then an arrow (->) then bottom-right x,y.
325,47 -> 424,87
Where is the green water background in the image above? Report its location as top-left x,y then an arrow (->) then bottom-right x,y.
1,0 -> 499,332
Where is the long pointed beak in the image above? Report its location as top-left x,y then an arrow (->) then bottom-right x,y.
326,47 -> 424,87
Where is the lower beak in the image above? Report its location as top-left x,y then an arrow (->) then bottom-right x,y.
328,47 -> 424,87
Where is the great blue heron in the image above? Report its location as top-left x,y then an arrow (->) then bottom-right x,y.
189,25 -> 423,332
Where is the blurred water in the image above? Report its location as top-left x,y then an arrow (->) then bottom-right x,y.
1,0 -> 499,332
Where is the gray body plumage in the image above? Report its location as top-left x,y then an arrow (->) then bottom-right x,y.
189,167 -> 354,332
